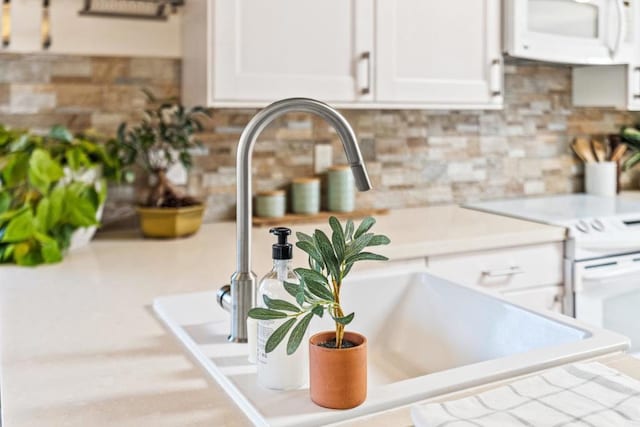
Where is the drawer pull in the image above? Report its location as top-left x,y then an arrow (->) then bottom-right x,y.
481,266 -> 524,278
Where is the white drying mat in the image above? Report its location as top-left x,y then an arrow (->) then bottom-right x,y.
411,362 -> 640,427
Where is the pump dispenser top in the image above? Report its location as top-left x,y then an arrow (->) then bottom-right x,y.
270,227 -> 292,260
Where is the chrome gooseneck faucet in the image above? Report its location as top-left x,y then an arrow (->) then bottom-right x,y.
216,98 -> 372,342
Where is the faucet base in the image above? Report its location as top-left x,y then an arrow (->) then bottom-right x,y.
228,271 -> 257,342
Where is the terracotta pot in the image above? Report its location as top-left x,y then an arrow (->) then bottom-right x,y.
136,204 -> 204,238
309,330 -> 367,409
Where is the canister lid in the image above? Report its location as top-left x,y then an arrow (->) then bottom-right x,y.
292,177 -> 320,183
256,190 -> 285,196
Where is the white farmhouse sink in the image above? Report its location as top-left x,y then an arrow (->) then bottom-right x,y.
153,267 -> 629,427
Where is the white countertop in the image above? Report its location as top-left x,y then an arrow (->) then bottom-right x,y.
0,205 -> 566,426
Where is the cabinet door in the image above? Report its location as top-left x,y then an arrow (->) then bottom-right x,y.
503,286 -> 564,314
375,0 -> 502,107
427,242 -> 564,293
212,0 -> 373,103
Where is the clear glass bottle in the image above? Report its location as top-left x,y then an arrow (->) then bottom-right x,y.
256,227 -> 308,390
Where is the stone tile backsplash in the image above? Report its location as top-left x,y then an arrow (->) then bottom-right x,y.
0,54 -> 637,223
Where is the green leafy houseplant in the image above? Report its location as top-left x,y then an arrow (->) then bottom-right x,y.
248,216 -> 391,354
0,125 -> 119,265
115,100 -> 210,208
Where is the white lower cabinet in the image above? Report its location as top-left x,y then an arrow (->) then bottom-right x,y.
426,242 -> 565,313
502,286 -> 564,314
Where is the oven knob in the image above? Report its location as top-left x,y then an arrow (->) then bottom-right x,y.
591,219 -> 605,232
576,220 -> 589,233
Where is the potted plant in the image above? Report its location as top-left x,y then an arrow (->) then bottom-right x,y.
248,216 -> 390,409
114,99 -> 210,238
0,125 -> 120,265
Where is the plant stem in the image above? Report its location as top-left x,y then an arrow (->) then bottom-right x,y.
332,278 -> 345,348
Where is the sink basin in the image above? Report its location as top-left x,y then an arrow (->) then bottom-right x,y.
153,266 -> 629,427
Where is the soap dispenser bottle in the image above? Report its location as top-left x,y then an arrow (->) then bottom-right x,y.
256,227 -> 308,390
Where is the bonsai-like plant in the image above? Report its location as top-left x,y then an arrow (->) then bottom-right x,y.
115,98 -> 210,208
0,125 -> 120,265
248,216 -> 390,354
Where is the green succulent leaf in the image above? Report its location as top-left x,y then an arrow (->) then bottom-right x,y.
296,240 -> 324,266
303,277 -> 334,301
263,295 -> 301,313
247,307 -> 288,320
0,191 -> 10,214
28,149 -> 64,194
65,147 -> 91,171
346,232 -> 374,259
354,216 -> 375,239
296,231 -> 313,242
295,288 -> 306,306
287,312 -> 314,355
368,235 -> 391,246
265,318 -> 296,354
2,153 -> 29,187
0,243 -> 13,262
48,186 -> 64,227
34,232 -> 62,263
2,209 -> 35,242
283,281 -> 300,299
35,197 -> 51,232
314,229 -> 340,281
332,312 -> 355,326
294,268 -> 328,286
311,305 -> 324,318
64,187 -> 98,227
346,251 -> 389,264
50,223 -> 74,251
330,217 -> 346,262
345,219 -> 354,241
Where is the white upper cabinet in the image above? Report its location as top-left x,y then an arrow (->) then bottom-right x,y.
375,0 -> 503,108
183,0 -> 503,109
0,0 -> 181,58
185,0 -> 373,105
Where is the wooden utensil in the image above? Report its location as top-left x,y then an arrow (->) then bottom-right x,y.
610,144 -> 627,162
572,138 -> 596,163
592,139 -> 607,162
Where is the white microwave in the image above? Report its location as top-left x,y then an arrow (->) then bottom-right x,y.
504,0 -> 636,65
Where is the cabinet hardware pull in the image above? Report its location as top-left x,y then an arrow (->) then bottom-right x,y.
2,0 -> 10,48
41,0 -> 51,50
360,51 -> 371,95
610,0 -> 626,59
490,58 -> 501,97
481,266 -> 524,278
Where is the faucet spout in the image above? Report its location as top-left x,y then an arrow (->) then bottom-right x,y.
220,98 -> 371,343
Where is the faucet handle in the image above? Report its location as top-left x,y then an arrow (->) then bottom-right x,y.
216,284 -> 231,311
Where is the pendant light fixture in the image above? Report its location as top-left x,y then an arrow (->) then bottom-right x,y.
79,0 -> 184,21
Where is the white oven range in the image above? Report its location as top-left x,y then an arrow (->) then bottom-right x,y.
467,194 -> 640,355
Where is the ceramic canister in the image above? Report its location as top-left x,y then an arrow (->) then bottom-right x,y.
327,165 -> 355,212
255,190 -> 286,218
291,177 -> 320,214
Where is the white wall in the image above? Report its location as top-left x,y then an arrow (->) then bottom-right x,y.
3,0 -> 181,57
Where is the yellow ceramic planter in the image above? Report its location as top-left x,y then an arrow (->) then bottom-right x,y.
136,205 -> 205,238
